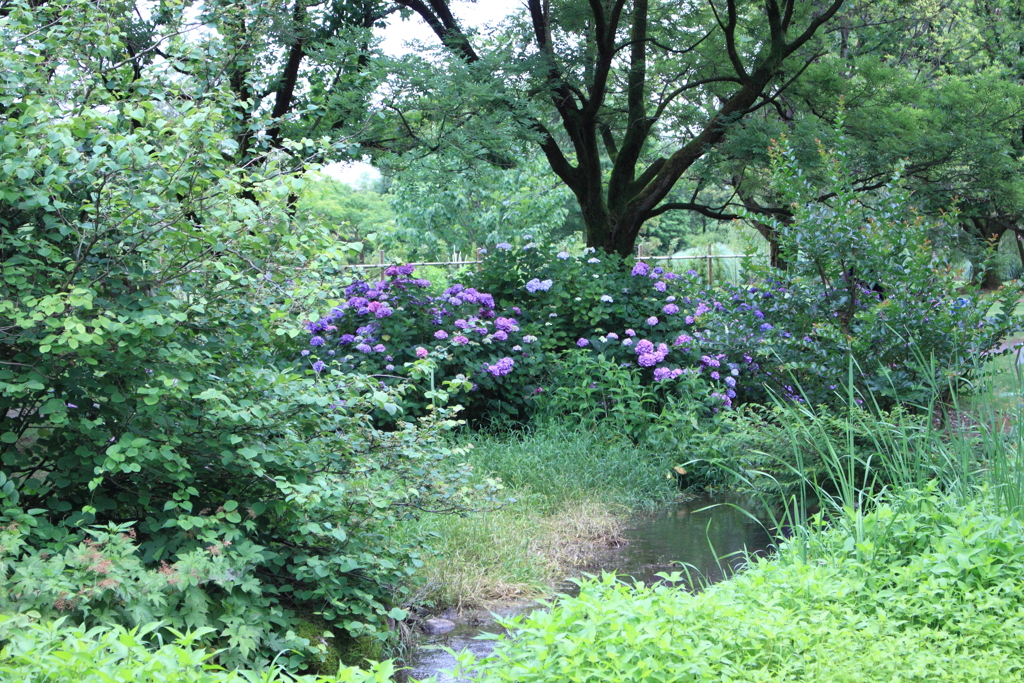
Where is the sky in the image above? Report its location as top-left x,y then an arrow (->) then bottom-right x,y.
322,1 -> 520,186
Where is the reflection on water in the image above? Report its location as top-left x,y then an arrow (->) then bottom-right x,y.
603,492 -> 774,587
407,493 -> 774,682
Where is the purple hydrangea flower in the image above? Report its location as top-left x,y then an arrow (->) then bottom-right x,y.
636,339 -> 655,355
754,310 -> 765,319
355,343 -> 372,353
525,278 -> 553,293
625,329 -> 636,337
485,357 -> 515,376
312,360 -> 326,372
557,251 -> 571,259
710,371 -> 720,380
606,332 -> 619,340
435,330 -> 449,340
373,344 -> 386,353
638,353 -> 660,367
339,334 -> 355,344
452,335 -> 469,345
416,347 -> 428,358
385,364 -> 395,371
725,376 -> 737,388
646,316 -> 659,326
653,367 -> 672,381
494,330 -> 509,341
577,337 -> 590,348
685,316 -> 695,325
310,336 -> 325,346
663,304 -> 680,315
631,261 -> 650,277
622,338 -> 633,346
301,349 -> 311,356
654,281 -> 667,292
674,334 -> 692,346
495,317 -> 518,332
760,323 -> 773,331
496,242 -> 513,251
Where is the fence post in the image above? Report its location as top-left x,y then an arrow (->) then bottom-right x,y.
706,243 -> 713,286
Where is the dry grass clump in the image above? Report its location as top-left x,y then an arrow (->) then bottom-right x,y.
415,497 -> 630,611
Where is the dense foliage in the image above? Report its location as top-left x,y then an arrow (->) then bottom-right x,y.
0,0 -> 496,669
0,614 -> 393,683
307,139 -> 1020,432
454,491 -> 1024,682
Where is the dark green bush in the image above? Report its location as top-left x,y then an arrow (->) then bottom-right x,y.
0,2 -> 497,668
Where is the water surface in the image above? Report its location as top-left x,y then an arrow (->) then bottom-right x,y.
407,493 -> 773,682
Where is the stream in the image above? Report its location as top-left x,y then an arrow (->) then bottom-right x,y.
407,493 -> 774,682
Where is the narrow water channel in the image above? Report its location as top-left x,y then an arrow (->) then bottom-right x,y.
407,493 -> 774,682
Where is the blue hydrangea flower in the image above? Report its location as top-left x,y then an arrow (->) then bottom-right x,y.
310,336 -> 325,346
312,360 -> 326,372
496,242 -> 513,251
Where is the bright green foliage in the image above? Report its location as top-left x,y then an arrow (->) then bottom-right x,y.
451,491 -> 1024,682
0,0 -> 496,668
296,178 -> 397,260
0,614 -> 395,683
387,155 -> 574,259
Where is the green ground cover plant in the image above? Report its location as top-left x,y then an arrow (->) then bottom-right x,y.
452,495 -> 1024,682
0,614 -> 394,683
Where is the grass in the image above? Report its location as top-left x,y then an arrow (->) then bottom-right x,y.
399,423 -> 679,610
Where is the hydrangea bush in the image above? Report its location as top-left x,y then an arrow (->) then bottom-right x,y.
301,264 -> 548,421
305,139 -> 1021,422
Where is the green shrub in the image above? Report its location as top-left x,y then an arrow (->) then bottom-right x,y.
0,614 -> 395,683
0,2 -> 499,668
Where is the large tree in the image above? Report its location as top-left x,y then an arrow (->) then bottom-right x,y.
695,0 -> 1024,275
387,0 -> 846,256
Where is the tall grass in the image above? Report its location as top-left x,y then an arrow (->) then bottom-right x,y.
727,355 -> 1024,566
460,422 -> 679,512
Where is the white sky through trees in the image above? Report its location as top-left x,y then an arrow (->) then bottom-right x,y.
323,1 -> 518,186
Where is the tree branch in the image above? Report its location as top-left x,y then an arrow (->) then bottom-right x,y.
649,201 -> 737,220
